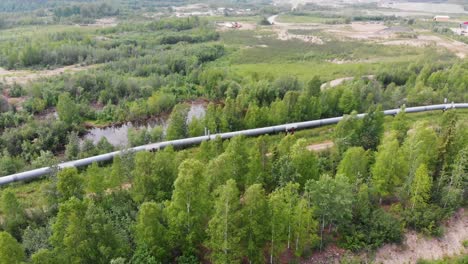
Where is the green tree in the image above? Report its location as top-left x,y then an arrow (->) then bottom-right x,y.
240,184 -> 269,263
224,136 -> 249,189
50,197 -> 89,263
166,103 -> 189,140
131,152 -> 157,203
96,137 -> 114,154
358,104 -> 384,150
306,76 -> 321,97
65,132 -> 80,160
409,164 -> 432,210
292,198 -> 318,257
51,198 -> 129,263
57,92 -> 80,126
295,94 -> 321,121
338,89 -> 358,114
246,136 -> 271,188
135,202 -> 167,262
305,174 -> 354,251
244,103 -> 266,129
86,162 -> 106,196
167,159 -> 210,255
391,107 -> 409,145
290,139 -> 320,187
337,147 -> 369,184
268,183 -> 300,263
188,117 -> 204,137
221,97 -> 242,131
108,155 -> 126,189
439,147 -> 467,211
31,249 -> 58,264
371,133 -> 406,199
56,167 -> 84,202
333,112 -> 361,153
206,179 -> 242,264
206,153 -> 235,191
0,190 -> 25,239
401,122 -> 438,197
0,231 -> 25,264
268,99 -> 287,125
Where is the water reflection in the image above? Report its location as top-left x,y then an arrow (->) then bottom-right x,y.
84,102 -> 206,147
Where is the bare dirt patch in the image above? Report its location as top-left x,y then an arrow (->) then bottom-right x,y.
382,35 -> 468,58
320,75 -> 374,90
374,209 -> 468,264
216,22 -> 257,31
268,15 -> 324,44
279,29 -> 324,44
326,22 -> 405,40
380,2 -> 467,14
307,141 -> 334,152
0,64 -> 98,85
79,17 -> 117,27
302,244 -> 346,264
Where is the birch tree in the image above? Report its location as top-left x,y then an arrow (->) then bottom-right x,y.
240,184 -> 269,264
206,179 -> 242,264
166,159 -> 210,255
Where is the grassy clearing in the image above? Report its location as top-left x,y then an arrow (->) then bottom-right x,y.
0,180 -> 47,211
220,27 -> 441,66
0,24 -> 97,41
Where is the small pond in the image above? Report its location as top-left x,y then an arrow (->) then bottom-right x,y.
84,102 -> 206,147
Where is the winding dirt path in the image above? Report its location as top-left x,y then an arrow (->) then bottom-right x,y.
0,64 -> 97,85
306,140 -> 334,151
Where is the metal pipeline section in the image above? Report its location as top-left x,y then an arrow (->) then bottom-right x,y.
1,103 -> 467,186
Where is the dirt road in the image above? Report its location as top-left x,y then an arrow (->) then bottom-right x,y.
0,64 -> 97,85
307,141 -> 334,151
